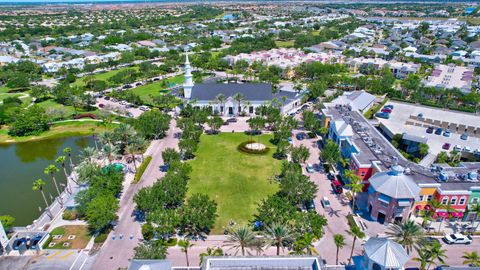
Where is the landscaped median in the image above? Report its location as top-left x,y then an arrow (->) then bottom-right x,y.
133,155 -> 152,183
363,98 -> 388,119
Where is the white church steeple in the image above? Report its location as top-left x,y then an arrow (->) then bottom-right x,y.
183,49 -> 194,99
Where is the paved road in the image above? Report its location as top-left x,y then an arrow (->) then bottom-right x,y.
91,119 -> 179,269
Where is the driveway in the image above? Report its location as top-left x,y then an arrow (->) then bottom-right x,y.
91,119 -> 180,269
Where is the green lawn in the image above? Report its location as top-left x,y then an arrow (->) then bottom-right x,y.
275,40 -> 295,48
72,66 -> 139,87
131,75 -> 183,102
188,133 -> 281,234
35,99 -> 101,115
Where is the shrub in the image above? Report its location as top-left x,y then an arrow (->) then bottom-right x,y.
142,222 -> 154,241
134,156 -> 152,183
62,209 -> 78,220
94,230 -> 110,244
161,237 -> 177,246
237,141 -> 270,155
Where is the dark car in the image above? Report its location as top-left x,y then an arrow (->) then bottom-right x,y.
435,128 -> 443,135
442,143 -> 451,150
99,103 -> 105,108
12,238 -> 26,250
331,180 -> 343,194
305,200 -> 316,211
375,112 -> 390,119
381,108 -> 392,113
136,82 -> 142,86
426,126 -> 434,134
384,105 -> 394,110
123,84 -> 132,89
296,133 -> 306,140
104,96 -> 111,100
327,173 -> 335,181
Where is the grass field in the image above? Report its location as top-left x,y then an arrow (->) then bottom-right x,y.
72,66 -> 139,87
275,40 -> 295,48
45,225 -> 91,249
132,74 -> 183,102
35,99 -> 101,115
187,133 -> 281,234
0,120 -> 113,144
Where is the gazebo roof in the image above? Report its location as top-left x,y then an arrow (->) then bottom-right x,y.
364,237 -> 409,268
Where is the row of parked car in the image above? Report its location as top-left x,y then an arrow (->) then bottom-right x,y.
375,104 -> 394,119
426,126 -> 469,141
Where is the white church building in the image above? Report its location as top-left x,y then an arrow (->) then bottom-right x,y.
182,52 -> 304,115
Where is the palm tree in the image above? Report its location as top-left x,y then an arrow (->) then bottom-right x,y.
344,170 -> 363,211
55,155 -> 69,180
214,93 -> 227,115
44,164 -> 61,196
428,199 -> 456,232
233,93 -> 245,115
333,234 -> 346,265
468,203 -> 480,232
102,143 -> 119,164
426,241 -> 447,270
386,220 -> 424,254
63,147 -> 74,168
178,239 -> 194,267
224,225 -> 256,256
115,123 -> 136,146
200,247 -> 223,265
264,223 -> 294,255
291,233 -> 317,255
414,249 -> 432,270
462,251 -> 480,267
32,179 -> 49,208
126,137 -> 145,170
98,131 -> 115,146
79,146 -> 98,165
347,225 -> 365,264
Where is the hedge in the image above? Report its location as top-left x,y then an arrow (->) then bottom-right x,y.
134,155 -> 152,183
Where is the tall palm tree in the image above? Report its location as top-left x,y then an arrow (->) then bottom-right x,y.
115,123 -> 136,146
44,164 -> 61,196
200,247 -> 223,265
426,241 -> 447,270
224,225 -> 256,256
344,170 -> 363,211
126,137 -> 145,170
178,239 -> 194,267
102,143 -> 119,164
414,249 -> 432,270
347,225 -> 365,264
32,179 -> 49,208
264,223 -> 294,255
98,131 -> 115,146
428,199 -> 456,232
462,251 -> 480,267
79,146 -> 98,165
214,93 -> 227,115
333,234 -> 346,265
55,155 -> 69,180
386,220 -> 424,254
63,147 -> 74,168
232,93 -> 245,115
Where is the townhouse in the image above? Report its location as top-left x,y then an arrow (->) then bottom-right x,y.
348,57 -> 420,79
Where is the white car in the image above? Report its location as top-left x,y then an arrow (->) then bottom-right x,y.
306,163 -> 314,173
454,145 -> 463,151
463,146 -> 472,153
321,197 -> 331,209
443,233 -> 472,244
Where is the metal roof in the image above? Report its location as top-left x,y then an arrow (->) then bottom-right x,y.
369,165 -> 421,199
190,83 -> 298,102
364,238 -> 409,268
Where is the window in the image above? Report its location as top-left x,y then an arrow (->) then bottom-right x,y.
361,171 -> 366,177
450,196 -> 457,205
459,196 -> 466,205
472,197 -> 479,204
249,106 -> 254,114
419,195 -> 424,201
441,197 -> 449,205
427,195 -> 433,201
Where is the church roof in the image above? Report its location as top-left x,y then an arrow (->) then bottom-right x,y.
190,83 -> 297,102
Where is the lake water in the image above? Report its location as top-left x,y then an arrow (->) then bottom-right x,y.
0,137 -> 94,226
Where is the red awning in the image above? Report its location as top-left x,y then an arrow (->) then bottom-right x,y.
424,205 -> 431,210
415,205 -> 422,210
450,212 -> 464,218
437,212 -> 449,218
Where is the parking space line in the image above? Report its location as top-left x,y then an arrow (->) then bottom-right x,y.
47,251 -> 62,260
60,251 -> 75,260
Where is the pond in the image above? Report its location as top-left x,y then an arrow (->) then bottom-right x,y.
0,136 -> 94,226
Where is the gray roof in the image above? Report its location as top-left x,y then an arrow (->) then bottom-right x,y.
190,83 -> 297,102
347,91 -> 375,111
402,133 -> 428,144
202,256 -> 321,270
364,238 -> 409,268
369,165 -> 421,199
128,259 -> 172,270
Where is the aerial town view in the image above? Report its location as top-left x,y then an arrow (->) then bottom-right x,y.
1,1 -> 480,270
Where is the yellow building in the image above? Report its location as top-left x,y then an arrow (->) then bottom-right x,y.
413,183 -> 441,213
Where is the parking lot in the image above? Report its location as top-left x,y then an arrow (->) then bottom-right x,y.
377,101 -> 480,155
95,96 -> 144,118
